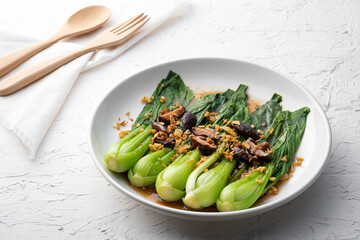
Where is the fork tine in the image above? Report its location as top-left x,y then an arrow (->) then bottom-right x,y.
110,13 -> 144,33
112,14 -> 148,35
113,15 -> 148,35
114,16 -> 150,38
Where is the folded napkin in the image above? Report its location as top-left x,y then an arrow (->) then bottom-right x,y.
0,1 -> 188,159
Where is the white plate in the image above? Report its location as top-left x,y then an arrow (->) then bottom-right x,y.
89,58 -> 331,221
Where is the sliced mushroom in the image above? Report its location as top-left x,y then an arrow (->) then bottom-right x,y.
151,120 -> 169,135
181,112 -> 197,132
158,105 -> 185,124
155,138 -> 175,147
192,127 -> 219,141
245,139 -> 272,161
229,122 -> 259,140
257,154 -> 272,162
160,108 -> 171,115
231,146 -> 250,163
258,141 -> 270,151
190,136 -> 217,154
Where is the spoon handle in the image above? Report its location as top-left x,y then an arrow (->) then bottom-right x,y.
0,46 -> 93,96
0,38 -> 59,78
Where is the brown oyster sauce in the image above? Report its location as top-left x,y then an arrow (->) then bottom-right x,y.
126,175 -> 285,212
125,92 -> 288,212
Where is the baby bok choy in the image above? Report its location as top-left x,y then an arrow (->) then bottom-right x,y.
154,85 -> 249,202
128,89 -> 233,188
128,148 -> 176,187
183,151 -> 236,209
156,150 -> 201,202
216,163 -> 274,212
216,107 -> 310,212
261,107 -> 310,195
104,71 -> 194,173
105,125 -> 152,173
182,92 -> 283,209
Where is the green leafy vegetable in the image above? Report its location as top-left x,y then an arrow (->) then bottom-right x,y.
182,88 -> 281,209
104,70 -> 311,213
105,71 -> 194,173
105,125 -> 152,173
261,107 -> 310,194
133,71 -> 194,128
156,150 -> 201,202
226,85 -> 250,122
190,89 -> 235,125
128,87 -> 234,187
217,163 -> 274,212
216,107 -> 310,212
263,107 -> 310,147
214,84 -> 249,124
244,93 -> 282,130
128,148 -> 176,187
183,151 -> 236,209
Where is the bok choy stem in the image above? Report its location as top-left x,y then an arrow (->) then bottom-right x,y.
216,163 -> 273,212
155,150 -> 201,202
183,150 -> 236,209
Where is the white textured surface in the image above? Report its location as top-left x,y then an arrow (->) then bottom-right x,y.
0,0 -> 359,239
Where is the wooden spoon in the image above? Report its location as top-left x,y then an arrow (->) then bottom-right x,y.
0,14 -> 149,96
0,5 -> 111,77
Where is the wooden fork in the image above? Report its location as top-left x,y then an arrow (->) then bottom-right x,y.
0,13 -> 149,96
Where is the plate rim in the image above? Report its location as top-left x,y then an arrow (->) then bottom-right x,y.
88,57 -> 332,219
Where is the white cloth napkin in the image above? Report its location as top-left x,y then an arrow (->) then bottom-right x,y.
0,1 -> 188,159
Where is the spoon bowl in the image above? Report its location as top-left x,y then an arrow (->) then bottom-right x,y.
56,5 -> 111,39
